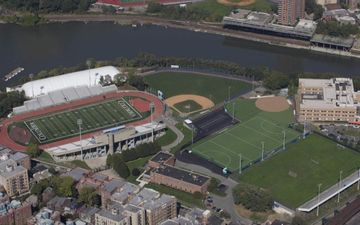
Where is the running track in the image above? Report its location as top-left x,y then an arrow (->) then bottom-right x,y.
0,90 -> 164,152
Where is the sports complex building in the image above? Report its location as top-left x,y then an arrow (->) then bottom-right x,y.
0,66 -> 166,162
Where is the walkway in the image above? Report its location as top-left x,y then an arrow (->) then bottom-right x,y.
298,169 -> 360,212
161,116 -> 184,151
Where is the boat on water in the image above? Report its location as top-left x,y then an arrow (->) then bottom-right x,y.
3,67 -> 24,81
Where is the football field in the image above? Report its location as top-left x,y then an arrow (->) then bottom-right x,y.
192,99 -> 299,171
23,98 -> 143,144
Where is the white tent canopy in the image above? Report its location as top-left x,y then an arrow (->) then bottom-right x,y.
19,66 -> 120,98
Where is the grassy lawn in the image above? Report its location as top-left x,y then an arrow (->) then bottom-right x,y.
239,134 -> 360,208
241,0 -> 275,13
170,123 -> 192,154
174,100 -> 202,113
190,0 -> 233,21
38,151 -> 55,162
126,156 -> 152,184
155,128 -> 177,147
145,183 -> 204,208
144,72 -> 251,104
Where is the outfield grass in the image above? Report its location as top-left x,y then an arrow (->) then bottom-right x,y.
240,134 -> 360,208
174,100 -> 202,113
192,99 -> 298,170
144,72 -> 251,104
22,98 -> 143,144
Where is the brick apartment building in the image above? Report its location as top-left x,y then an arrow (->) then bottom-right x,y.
0,200 -> 32,225
297,78 -> 360,122
278,0 -> 305,25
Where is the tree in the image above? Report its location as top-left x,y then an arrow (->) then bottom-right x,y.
305,0 -> 324,20
132,168 -> 141,176
128,75 -> 148,91
112,154 -> 130,178
233,184 -> 273,212
31,179 -> 49,196
78,186 -> 101,207
52,176 -> 76,197
27,143 -> 42,158
208,178 -> 220,192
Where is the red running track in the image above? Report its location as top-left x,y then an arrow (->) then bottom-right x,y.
0,91 -> 164,152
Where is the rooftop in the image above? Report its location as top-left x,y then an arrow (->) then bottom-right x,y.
153,165 -> 210,186
62,167 -> 89,182
150,152 -> 173,163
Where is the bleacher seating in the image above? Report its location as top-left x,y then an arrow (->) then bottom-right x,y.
13,84 -> 118,115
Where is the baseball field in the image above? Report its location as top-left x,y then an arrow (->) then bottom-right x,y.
20,98 -> 144,144
192,98 -> 299,171
240,133 -> 360,208
144,72 -> 251,104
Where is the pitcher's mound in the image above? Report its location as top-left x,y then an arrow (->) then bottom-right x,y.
255,96 -> 289,112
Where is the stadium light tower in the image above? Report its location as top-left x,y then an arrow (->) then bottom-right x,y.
282,130 -> 286,150
316,183 -> 322,217
77,119 -> 83,160
338,170 -> 343,203
150,102 -> 155,124
261,141 -> 265,161
228,86 -> 231,102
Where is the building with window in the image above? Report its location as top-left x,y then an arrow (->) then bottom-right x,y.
297,78 -> 360,122
278,0 -> 305,25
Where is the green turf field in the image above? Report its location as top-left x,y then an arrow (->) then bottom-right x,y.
23,98 -> 143,144
144,72 -> 251,104
192,99 -> 299,171
240,134 -> 360,208
174,100 -> 202,113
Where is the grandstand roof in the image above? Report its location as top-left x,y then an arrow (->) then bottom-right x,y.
20,66 -> 120,97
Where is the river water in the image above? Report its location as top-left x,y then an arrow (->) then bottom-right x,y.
0,22 -> 359,89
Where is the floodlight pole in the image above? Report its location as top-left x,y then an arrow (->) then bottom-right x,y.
338,170 -> 343,203
77,119 -> 83,160
282,130 -> 286,150
232,102 -> 235,122
316,183 -> 322,217
239,154 -> 242,174
228,86 -> 231,102
261,141 -> 265,161
191,124 -> 194,148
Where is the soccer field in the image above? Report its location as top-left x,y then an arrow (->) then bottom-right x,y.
240,134 -> 360,208
192,99 -> 299,171
23,98 -> 143,144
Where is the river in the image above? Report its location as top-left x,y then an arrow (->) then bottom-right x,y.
0,22 -> 359,89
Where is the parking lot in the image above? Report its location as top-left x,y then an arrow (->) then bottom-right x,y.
320,124 -> 360,149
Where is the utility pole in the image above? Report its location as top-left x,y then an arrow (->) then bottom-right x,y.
338,170 -> 343,203
77,119 -> 83,160
239,154 -> 242,174
261,141 -> 265,161
316,183 -> 322,217
283,130 -> 286,150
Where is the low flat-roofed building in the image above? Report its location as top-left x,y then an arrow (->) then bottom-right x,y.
150,165 -> 210,194
297,78 -> 360,122
223,9 -> 316,40
148,151 -> 176,169
311,34 -> 355,51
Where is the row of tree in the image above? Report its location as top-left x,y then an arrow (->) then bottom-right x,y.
0,0 -> 95,13
232,183 -> 273,212
316,21 -> 360,38
0,91 -> 27,118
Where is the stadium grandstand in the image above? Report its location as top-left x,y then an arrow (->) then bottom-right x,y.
8,66 -> 121,98
47,122 -> 166,162
13,85 -> 118,115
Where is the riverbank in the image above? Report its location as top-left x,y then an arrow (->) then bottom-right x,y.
41,13 -> 360,60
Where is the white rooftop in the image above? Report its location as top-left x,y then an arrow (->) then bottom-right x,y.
18,66 -> 120,97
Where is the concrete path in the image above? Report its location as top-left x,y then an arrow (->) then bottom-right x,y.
161,116 -> 184,151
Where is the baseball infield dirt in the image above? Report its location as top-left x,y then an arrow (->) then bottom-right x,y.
165,94 -> 215,114
217,0 -> 255,7
255,96 -> 289,112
